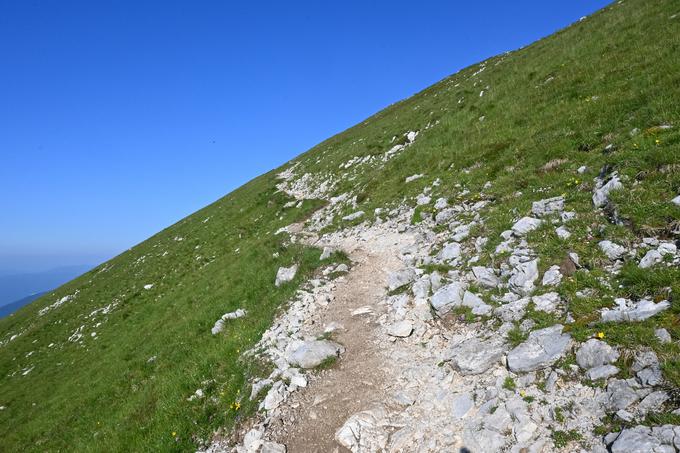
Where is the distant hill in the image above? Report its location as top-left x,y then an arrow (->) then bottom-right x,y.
0,265 -> 93,307
0,292 -> 45,318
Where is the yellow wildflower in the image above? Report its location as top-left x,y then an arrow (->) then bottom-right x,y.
172,432 -> 177,437
596,332 -> 605,339
656,139 -> 661,145
519,390 -> 526,397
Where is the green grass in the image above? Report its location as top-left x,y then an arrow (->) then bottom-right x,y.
2,0 -> 680,450
552,429 -> 582,448
0,174 -> 330,451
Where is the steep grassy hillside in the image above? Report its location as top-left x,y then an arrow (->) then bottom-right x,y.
1,0 -> 679,450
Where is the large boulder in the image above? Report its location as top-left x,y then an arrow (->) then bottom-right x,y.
507,325 -> 572,372
286,340 -> 344,368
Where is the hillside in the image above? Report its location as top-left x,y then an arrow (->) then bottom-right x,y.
2,0 -> 680,451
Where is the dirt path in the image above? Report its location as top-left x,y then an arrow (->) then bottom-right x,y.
267,231 -> 410,452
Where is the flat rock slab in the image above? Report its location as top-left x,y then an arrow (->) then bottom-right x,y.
601,298 -> 670,322
335,406 -> 389,452
286,340 -> 345,369
448,337 -> 508,375
507,325 -> 571,372
387,268 -> 416,292
387,320 -> 413,337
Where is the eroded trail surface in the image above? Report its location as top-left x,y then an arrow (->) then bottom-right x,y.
270,231 -> 408,452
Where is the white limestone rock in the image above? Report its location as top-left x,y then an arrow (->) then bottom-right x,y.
286,340 -> 344,369
541,265 -> 563,287
430,282 -> 466,315
555,226 -> 571,240
511,217 -> 543,236
599,240 -> 627,260
507,325 -> 572,372
275,265 -> 298,287
472,266 -> 500,289
576,339 -> 620,369
601,298 -> 670,323
531,196 -> 564,217
593,173 -> 623,208
509,259 -> 539,295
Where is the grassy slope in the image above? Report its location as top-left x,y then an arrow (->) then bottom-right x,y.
1,0 -> 679,450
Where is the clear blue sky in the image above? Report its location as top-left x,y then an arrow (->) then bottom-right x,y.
0,0 -> 611,273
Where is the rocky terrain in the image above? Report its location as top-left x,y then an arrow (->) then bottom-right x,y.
2,0 -> 679,451
202,161 -> 680,452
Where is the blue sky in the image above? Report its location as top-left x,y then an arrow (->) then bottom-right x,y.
0,0 -> 611,273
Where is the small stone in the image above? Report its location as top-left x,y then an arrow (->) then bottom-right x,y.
637,391 -> 669,415
275,265 -> 298,286
387,320 -> 413,338
286,340 -> 344,369
576,339 -> 620,369
434,198 -> 448,210
610,426 -> 667,453
511,217 -> 543,236
601,298 -> 670,323
472,266 -> 500,289
672,195 -> 680,206
462,291 -> 492,315
658,242 -> 677,255
342,211 -> 365,221
655,328 -> 672,344
507,325 -> 572,372
555,226 -> 571,240
639,249 -> 663,268
437,242 -> 462,261
320,247 -> 333,260
509,259 -> 539,295
599,240 -> 627,260
447,337 -> 507,375
541,265 -> 563,287
577,165 -> 588,174
593,174 -> 623,208
606,379 -> 643,411
387,268 -> 416,291
587,364 -> 620,380
532,292 -> 561,313
451,393 -> 474,419
430,282 -> 466,315
531,196 -> 564,217
335,407 -> 389,452
414,195 -> 430,207
494,297 -> 530,322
